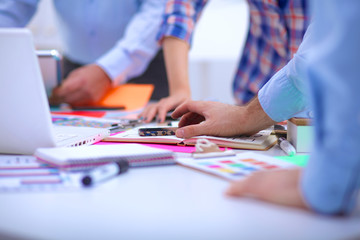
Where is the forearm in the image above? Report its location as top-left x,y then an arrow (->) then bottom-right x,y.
243,96 -> 277,135
163,37 -> 191,97
138,36 -> 192,123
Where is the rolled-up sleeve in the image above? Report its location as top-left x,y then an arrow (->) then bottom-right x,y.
156,0 -> 207,45
258,25 -> 314,122
96,0 -> 167,84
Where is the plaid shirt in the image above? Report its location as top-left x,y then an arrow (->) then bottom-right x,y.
157,0 -> 309,104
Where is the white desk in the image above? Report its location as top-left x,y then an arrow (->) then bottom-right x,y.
0,146 -> 359,240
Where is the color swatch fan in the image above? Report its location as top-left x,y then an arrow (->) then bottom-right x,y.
177,152 -> 297,180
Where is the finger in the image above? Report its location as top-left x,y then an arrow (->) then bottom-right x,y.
49,87 -> 64,105
175,121 -> 209,139
62,90 -> 88,105
54,81 -> 80,100
225,172 -> 267,197
225,178 -> 252,197
138,104 -> 152,119
171,101 -> 206,119
157,101 -> 175,123
178,112 -> 205,127
143,105 -> 158,123
139,104 -> 157,122
57,78 -> 79,94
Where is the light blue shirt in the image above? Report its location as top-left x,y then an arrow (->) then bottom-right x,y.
258,23 -> 314,122
0,0 -> 166,84
259,0 -> 360,214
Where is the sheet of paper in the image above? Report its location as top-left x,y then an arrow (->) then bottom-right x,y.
51,111 -> 107,118
275,155 -> 309,167
111,127 -> 273,146
97,84 -> 154,111
0,155 -> 80,192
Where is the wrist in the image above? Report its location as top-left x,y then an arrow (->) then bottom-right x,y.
169,84 -> 191,97
242,97 -> 276,134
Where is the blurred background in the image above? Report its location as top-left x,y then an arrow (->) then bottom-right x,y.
27,0 -> 249,105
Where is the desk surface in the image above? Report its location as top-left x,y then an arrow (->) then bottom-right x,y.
0,146 -> 359,240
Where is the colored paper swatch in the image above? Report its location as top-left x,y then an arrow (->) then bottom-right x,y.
96,83 -> 154,111
177,152 -> 296,180
275,155 -> 309,167
51,111 -> 106,118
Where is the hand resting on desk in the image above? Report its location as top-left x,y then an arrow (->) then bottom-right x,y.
226,168 -> 308,210
171,97 -> 276,139
170,98 -> 310,211
50,64 -> 112,106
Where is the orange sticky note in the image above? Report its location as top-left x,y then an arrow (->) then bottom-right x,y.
96,84 -> 154,111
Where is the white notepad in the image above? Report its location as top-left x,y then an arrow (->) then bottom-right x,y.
34,144 -> 175,170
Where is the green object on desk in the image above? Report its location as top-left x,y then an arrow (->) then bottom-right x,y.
275,155 -> 309,167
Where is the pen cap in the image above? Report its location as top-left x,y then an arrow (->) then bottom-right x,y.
115,160 -> 129,174
277,137 -> 286,144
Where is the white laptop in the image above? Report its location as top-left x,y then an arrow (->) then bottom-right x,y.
0,29 -> 110,155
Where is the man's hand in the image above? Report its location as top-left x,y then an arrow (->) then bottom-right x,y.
170,97 -> 276,139
226,168 -> 308,210
138,90 -> 190,123
50,64 -> 112,106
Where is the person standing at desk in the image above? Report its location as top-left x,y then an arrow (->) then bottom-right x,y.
0,0 -> 170,105
170,0 -> 360,215
139,0 -> 309,122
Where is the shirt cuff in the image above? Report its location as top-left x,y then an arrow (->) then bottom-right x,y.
258,66 -> 308,122
156,16 -> 194,45
96,50 -> 133,86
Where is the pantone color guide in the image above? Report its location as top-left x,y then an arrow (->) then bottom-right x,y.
177,152 -> 297,180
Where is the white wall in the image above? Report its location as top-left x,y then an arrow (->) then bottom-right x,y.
189,0 -> 248,104
28,0 -> 249,104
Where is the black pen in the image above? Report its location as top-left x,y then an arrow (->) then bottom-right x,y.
81,160 -> 129,187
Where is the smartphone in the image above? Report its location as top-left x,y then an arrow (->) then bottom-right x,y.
138,127 -> 178,136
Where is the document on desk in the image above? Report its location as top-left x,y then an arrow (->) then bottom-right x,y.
176,152 -> 297,180
105,127 -> 277,150
0,155 -> 81,192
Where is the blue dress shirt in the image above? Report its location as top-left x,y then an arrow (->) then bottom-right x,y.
0,0 -> 166,84
258,0 -> 360,214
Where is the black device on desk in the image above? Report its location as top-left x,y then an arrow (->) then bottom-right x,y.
138,127 -> 178,136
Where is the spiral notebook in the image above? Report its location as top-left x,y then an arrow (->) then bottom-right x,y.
34,144 -> 175,170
